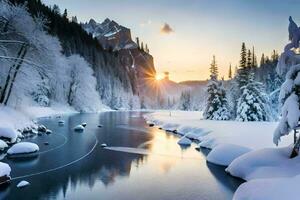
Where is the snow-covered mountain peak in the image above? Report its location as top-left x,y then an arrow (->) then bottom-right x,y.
82,18 -> 135,50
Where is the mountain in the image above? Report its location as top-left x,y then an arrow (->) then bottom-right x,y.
8,0 -> 158,109
82,18 -> 137,51
82,18 -> 157,107
157,76 -> 191,99
179,80 -> 208,88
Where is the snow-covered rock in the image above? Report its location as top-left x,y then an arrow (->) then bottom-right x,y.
46,129 -> 52,134
226,146 -> 295,181
58,120 -> 65,125
0,140 -> 8,151
177,137 -> 192,146
37,125 -> 47,132
233,175 -> 300,200
207,144 -> 251,166
7,142 -> 39,156
0,127 -> 18,143
17,180 -> 30,188
74,125 -> 85,132
81,122 -> 87,127
101,143 -> 107,147
0,162 -> 11,177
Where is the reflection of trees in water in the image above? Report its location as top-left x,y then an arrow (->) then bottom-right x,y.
2,147 -> 146,199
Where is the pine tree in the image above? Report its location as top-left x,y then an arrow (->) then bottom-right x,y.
246,49 -> 252,69
136,37 -> 140,49
141,42 -> 144,51
252,46 -> 258,69
228,63 -> 232,79
179,91 -> 191,111
203,56 -> 231,120
260,53 -> 265,66
236,72 -> 270,121
63,9 -> 68,20
236,42 -> 249,89
210,55 -> 218,79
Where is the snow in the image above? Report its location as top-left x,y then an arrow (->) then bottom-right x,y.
144,111 -> 293,150
74,125 -> 85,131
145,110 -> 297,199
0,127 -> 18,143
177,137 -> 192,146
17,180 -> 30,188
207,144 -> 251,166
0,140 -> 8,151
0,162 -> 11,177
7,142 -> 39,155
233,174 -> 300,200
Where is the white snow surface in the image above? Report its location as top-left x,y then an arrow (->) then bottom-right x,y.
144,111 -> 299,199
177,137 -> 192,146
207,144 -> 251,166
0,127 -> 18,143
0,162 -> 11,177
7,142 -> 39,155
17,180 -> 30,188
144,111 -> 293,150
0,140 -> 8,150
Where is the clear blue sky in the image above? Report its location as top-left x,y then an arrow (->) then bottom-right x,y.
43,0 -> 300,82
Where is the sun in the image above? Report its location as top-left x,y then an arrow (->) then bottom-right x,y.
155,74 -> 163,81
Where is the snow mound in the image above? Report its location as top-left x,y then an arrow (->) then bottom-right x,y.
207,144 -> 251,166
177,137 -> 192,146
226,146 -> 292,181
74,125 -> 85,131
7,142 -> 39,155
0,127 -> 18,143
233,175 -> 300,200
0,140 -> 8,151
17,180 -> 30,188
0,162 -> 11,177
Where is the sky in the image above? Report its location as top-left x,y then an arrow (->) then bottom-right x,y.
43,0 -> 300,82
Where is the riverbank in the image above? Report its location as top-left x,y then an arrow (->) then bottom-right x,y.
144,110 -> 297,200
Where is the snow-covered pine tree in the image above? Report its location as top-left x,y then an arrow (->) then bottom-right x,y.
236,72 -> 270,121
274,17 -> 300,146
179,91 -> 191,111
203,56 -> 231,120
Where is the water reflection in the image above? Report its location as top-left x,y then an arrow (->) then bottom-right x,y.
0,112 -> 242,200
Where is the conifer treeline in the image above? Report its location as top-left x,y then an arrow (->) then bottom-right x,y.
204,42 -> 282,121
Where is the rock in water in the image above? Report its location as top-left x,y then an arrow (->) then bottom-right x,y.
74,125 -> 85,132
177,137 -> 192,146
38,125 -> 47,132
101,143 -> 107,148
46,129 -> 52,134
0,162 -> 11,185
81,123 -> 87,127
7,142 -> 39,156
58,120 -> 64,126
98,125 -> 103,128
17,180 -> 30,188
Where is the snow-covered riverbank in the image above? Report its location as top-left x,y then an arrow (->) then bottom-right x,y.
144,111 -> 297,200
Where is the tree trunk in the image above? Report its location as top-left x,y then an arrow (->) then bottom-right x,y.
290,133 -> 300,158
0,44 -> 25,104
3,44 -> 27,105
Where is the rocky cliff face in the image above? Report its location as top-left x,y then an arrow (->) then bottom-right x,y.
82,18 -> 137,50
82,18 -> 158,108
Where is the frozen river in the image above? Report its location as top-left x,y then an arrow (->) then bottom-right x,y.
0,112 -> 242,200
